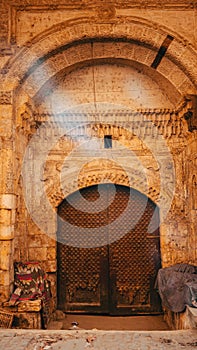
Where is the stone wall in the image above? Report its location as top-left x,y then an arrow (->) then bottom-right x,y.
0,1 -> 196,327
11,100 -> 196,314
38,63 -> 175,113
0,89 -> 15,302
185,133 -> 197,264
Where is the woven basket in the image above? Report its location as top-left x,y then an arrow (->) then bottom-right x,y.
0,309 -> 13,328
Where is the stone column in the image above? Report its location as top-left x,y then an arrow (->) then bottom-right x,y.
0,90 -> 16,303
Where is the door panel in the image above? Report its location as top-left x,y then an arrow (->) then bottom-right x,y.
57,185 -> 109,313
57,184 -> 161,314
108,187 -> 161,314
57,244 -> 109,313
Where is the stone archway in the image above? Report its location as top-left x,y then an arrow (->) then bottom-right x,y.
3,17 -> 197,96
57,183 -> 162,315
0,8 -> 196,312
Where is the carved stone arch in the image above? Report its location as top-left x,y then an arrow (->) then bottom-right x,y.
46,168 -> 160,210
41,119 -> 164,210
3,17 -> 197,96
17,42 -> 196,101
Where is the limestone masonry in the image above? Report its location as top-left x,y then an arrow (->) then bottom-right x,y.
0,0 -> 196,330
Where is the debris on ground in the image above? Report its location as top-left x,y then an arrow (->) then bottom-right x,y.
85,335 -> 97,348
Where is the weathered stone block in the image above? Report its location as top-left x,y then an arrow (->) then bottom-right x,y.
28,247 -> 47,261
41,234 -> 56,247
11,210 -> 16,225
0,241 -> 11,270
14,248 -> 21,262
0,194 -> 16,209
0,224 -> 14,240
0,271 -> 10,286
0,285 -> 10,303
28,234 -> 42,248
47,247 -> 56,260
27,218 -> 43,236
43,260 -> 57,272
0,209 -> 11,225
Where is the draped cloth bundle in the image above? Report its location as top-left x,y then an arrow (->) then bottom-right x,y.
10,261 -> 51,303
10,261 -> 51,328
156,263 -> 197,312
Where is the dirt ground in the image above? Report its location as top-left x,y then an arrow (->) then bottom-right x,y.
62,314 -> 169,331
1,329 -> 197,350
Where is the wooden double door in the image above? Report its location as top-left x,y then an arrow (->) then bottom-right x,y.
57,184 -> 161,315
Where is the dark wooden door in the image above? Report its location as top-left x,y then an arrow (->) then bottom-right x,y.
108,186 -> 161,314
57,185 -> 110,313
57,184 -> 161,314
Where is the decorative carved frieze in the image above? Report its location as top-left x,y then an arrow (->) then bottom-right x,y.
0,91 -> 12,105
184,95 -> 197,132
6,1 -> 197,9
34,107 -> 189,140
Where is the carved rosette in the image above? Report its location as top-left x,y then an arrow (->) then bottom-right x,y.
96,5 -> 116,21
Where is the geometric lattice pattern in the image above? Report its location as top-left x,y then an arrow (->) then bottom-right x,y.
57,184 -> 161,314
109,187 -> 161,310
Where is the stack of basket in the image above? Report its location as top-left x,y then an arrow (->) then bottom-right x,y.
0,309 -> 13,328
